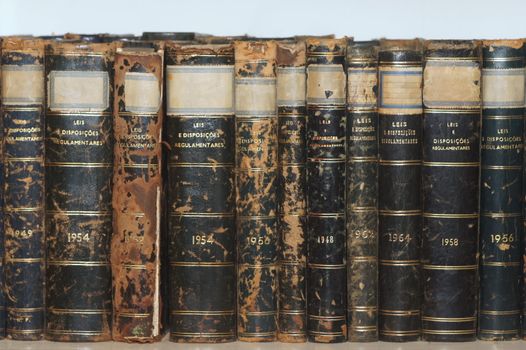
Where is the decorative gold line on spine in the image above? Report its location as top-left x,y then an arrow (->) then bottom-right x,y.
237,215 -> 275,220
307,212 -> 344,218
237,331 -> 276,337
424,108 -> 480,114
349,306 -> 378,311
4,206 -> 43,212
279,260 -> 306,266
351,256 -> 376,262
483,115 -> 524,120
481,261 -> 521,267
308,315 -> 346,321
47,260 -> 109,267
171,310 -> 235,316
379,330 -> 420,336
349,156 -> 377,162
379,160 -> 421,166
168,162 -> 234,168
2,106 -> 42,111
120,163 -> 158,169
279,310 -> 305,315
122,264 -> 148,270
425,56 -> 478,61
480,310 -> 520,316
45,162 -> 112,168
422,264 -> 477,270
7,307 -> 44,312
45,329 -> 105,336
47,308 -> 111,315
238,263 -> 276,269
379,209 -> 421,216
4,257 -> 43,263
5,157 -> 43,162
482,165 -> 522,170
308,263 -> 346,269
46,210 -> 111,216
422,161 -> 479,167
350,206 -> 376,213
308,330 -> 345,336
169,212 -> 234,218
6,329 -> 43,334
422,316 -> 476,322
481,212 -> 521,218
171,331 -> 235,337
379,260 -> 419,266
379,309 -> 420,316
423,213 -> 478,219
421,329 -> 476,335
350,326 -> 377,331
115,312 -> 152,318
46,111 -> 111,116
170,261 -> 234,267
307,157 -> 345,163
483,56 -> 524,62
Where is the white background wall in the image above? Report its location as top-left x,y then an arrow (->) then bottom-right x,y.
1,0 -> 526,40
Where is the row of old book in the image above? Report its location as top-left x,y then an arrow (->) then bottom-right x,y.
0,31 -> 523,344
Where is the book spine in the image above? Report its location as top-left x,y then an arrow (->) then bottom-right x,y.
422,40 -> 481,342
276,41 -> 307,343
1,38 -> 45,340
479,40 -> 524,340
0,40 -> 5,340
377,47 -> 423,342
111,48 -> 164,342
166,44 -> 236,343
306,38 -> 347,343
45,42 -> 114,342
346,41 -> 379,342
234,41 -> 278,342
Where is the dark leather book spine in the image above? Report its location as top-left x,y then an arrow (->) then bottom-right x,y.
45,42 -> 114,342
0,39 -> 5,340
166,43 -> 236,343
111,47 -> 164,342
306,38 -> 347,343
479,40 -> 524,341
377,42 -> 423,342
346,41 -> 379,342
1,38 -> 45,340
422,40 -> 481,342
276,41 -> 307,343
234,41 -> 278,342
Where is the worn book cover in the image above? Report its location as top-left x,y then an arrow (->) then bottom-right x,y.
111,45 -> 164,342
479,39 -> 524,341
1,37 -> 45,340
235,40 -> 279,342
346,40 -> 379,342
45,41 -> 115,342
276,40 -> 307,343
422,40 -> 481,342
165,43 -> 236,343
377,39 -> 423,342
306,38 -> 347,343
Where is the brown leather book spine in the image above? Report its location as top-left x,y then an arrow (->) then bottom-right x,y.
111,46 -> 164,342
235,40 -> 279,342
276,41 -> 307,343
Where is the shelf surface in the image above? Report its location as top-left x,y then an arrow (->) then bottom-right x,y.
2,336 -> 526,350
